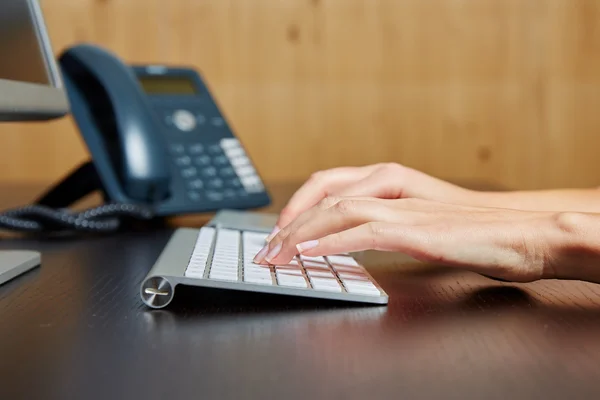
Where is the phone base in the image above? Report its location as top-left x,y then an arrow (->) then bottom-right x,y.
35,160 -> 107,208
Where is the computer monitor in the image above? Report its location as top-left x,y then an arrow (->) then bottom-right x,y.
0,0 -> 69,285
0,0 -> 68,120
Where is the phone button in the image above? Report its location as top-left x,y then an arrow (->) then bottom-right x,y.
188,191 -> 203,201
207,178 -> 224,189
213,155 -> 229,165
194,155 -> 211,166
206,191 -> 224,202
223,189 -> 236,198
181,167 -> 198,178
201,166 -> 218,177
236,165 -> 256,177
220,167 -> 236,177
170,144 -> 185,154
173,110 -> 197,131
208,144 -> 223,154
220,138 -> 239,149
228,178 -> 242,188
189,144 -> 204,154
231,156 -> 250,168
224,147 -> 244,158
174,156 -> 192,166
188,179 -> 204,190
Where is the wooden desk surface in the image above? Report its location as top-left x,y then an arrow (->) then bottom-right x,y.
1,181 -> 600,400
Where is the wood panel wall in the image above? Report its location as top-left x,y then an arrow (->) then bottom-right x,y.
1,0 -> 600,190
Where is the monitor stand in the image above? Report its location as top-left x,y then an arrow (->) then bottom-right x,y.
0,251 -> 40,286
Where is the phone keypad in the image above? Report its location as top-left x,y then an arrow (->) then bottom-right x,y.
169,138 -> 264,201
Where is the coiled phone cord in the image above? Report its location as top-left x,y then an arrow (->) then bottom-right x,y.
0,203 -> 155,234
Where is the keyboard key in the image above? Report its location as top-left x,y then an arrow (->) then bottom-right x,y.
343,281 -> 381,296
303,261 -> 329,270
310,278 -> 342,292
209,271 -> 238,281
306,270 -> 335,278
276,274 -> 308,288
338,272 -> 370,281
277,270 -> 303,277
327,255 -> 359,267
244,275 -> 273,285
185,270 -> 205,279
301,255 -> 326,263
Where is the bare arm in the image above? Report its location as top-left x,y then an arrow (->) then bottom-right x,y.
470,188 -> 600,213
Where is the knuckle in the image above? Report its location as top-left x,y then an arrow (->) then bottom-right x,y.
309,170 -> 327,182
279,207 -> 295,220
319,196 -> 340,209
376,162 -> 402,176
333,199 -> 356,216
366,222 -> 385,249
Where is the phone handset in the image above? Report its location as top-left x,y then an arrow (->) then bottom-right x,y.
59,44 -> 171,203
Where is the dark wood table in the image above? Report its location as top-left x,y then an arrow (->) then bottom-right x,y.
1,181 -> 600,400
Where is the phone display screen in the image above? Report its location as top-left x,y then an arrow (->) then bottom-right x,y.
138,76 -> 198,95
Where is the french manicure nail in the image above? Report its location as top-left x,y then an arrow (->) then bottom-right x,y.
264,242 -> 282,262
265,226 -> 280,242
253,245 -> 269,263
296,240 -> 319,253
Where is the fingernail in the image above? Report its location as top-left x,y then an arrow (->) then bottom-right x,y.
296,240 -> 319,253
253,245 -> 269,263
265,226 -> 280,242
264,242 -> 282,262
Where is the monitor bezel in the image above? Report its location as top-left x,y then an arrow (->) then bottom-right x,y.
0,0 -> 69,121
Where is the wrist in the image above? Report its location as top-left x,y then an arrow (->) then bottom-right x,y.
546,212 -> 600,283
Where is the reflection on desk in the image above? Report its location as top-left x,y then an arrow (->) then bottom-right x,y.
1,181 -> 600,400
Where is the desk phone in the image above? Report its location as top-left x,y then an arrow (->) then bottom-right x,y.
37,44 -> 270,217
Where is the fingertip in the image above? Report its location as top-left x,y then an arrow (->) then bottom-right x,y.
296,239 -> 319,254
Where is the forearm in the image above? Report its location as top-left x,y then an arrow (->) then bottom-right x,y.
470,188 -> 600,213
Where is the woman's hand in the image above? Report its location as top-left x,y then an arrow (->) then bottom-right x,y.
267,163 -> 474,240
254,197 -> 575,283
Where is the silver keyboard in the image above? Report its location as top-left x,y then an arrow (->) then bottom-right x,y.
140,225 -> 388,308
